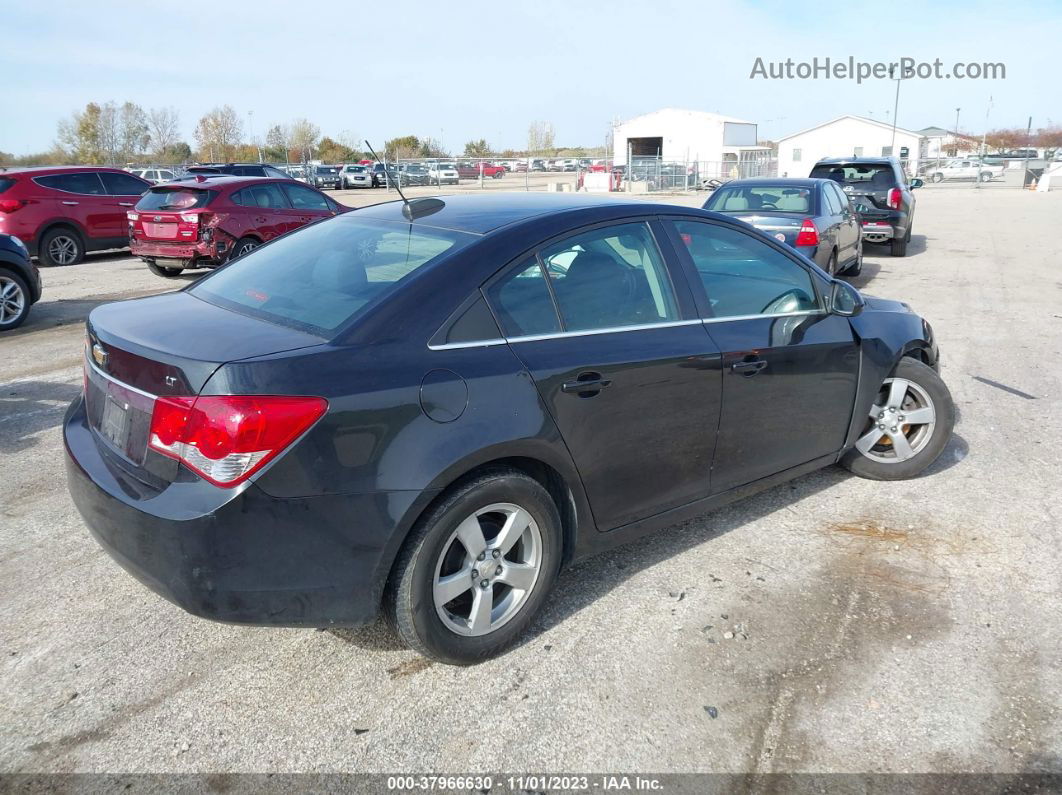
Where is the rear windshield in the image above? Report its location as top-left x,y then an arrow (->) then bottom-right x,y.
0,178 -> 14,194
189,217 -> 477,337
706,185 -> 812,214
809,163 -> 894,185
136,188 -> 215,211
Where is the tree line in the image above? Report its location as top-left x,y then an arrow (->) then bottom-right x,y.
0,103 -> 597,167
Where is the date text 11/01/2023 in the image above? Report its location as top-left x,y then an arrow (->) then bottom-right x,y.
385,775 -> 664,791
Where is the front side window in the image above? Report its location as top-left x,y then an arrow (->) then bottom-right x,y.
539,222 -> 678,332
191,217 -> 475,337
100,171 -> 149,196
282,183 -> 330,211
672,220 -> 819,319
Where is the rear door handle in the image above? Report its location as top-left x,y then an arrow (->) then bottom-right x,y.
731,359 -> 768,374
118,202 -> 134,207
561,373 -> 613,395
61,201 -> 79,206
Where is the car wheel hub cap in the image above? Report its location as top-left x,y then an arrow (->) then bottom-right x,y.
49,236 -> 77,264
0,276 -> 26,323
854,377 -> 936,463
433,502 -> 542,637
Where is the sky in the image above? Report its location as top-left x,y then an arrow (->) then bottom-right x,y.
2,0 -> 1060,156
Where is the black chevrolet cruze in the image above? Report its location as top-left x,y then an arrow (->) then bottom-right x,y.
64,194 -> 954,664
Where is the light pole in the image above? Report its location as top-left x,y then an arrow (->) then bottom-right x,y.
248,110 -> 261,162
889,64 -> 908,154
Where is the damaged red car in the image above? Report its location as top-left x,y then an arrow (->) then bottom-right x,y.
128,176 -> 346,277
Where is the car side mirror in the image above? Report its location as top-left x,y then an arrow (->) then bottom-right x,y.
829,279 -> 865,317
910,178 -> 924,189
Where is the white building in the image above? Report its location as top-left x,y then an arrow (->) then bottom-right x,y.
776,115 -> 923,178
918,126 -> 978,159
612,108 -> 768,174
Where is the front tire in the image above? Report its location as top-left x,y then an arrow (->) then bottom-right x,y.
0,270 -> 31,330
932,172 -> 944,183
840,358 -> 955,481
385,468 -> 563,664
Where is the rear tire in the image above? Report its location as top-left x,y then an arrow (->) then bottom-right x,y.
980,171 -> 992,183
890,231 -> 908,257
826,250 -> 838,276
932,172 -> 944,183
845,245 -> 863,277
840,358 -> 955,481
0,270 -> 31,330
384,468 -> 562,665
146,260 -> 183,278
230,237 -> 259,260
39,227 -> 83,267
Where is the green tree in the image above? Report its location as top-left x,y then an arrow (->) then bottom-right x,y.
420,137 -> 448,158
317,136 -> 358,163
463,139 -> 491,157
194,105 -> 243,162
287,118 -> 321,163
384,135 -> 420,161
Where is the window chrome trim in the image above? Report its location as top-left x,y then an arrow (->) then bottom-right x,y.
427,313 -> 827,350
701,310 -> 825,325
86,355 -> 158,400
427,338 -> 508,351
507,319 -> 702,344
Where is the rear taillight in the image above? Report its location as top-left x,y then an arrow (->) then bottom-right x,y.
127,212 -> 139,221
0,199 -> 26,213
887,188 -> 902,209
148,395 -> 327,488
794,219 -> 819,247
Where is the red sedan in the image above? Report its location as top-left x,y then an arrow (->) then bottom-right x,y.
129,176 -> 346,277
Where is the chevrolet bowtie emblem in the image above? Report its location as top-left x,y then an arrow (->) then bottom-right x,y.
91,343 -> 107,368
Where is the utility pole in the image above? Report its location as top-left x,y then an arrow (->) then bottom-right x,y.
976,97 -> 993,190
889,65 -> 904,153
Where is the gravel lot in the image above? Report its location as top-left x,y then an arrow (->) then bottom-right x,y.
1,187 -> 1060,775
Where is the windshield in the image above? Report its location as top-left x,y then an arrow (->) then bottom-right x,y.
346,166 -> 366,173
706,185 -> 813,214
316,167 -> 339,174
189,217 -> 477,337
135,188 -> 215,211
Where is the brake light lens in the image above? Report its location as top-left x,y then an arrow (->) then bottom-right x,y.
794,219 -> 819,247
0,199 -> 26,213
149,395 -> 328,487
887,188 -> 902,209
179,213 -> 199,224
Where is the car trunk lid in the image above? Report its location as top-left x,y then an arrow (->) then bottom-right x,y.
84,291 -> 324,482
723,212 -> 806,246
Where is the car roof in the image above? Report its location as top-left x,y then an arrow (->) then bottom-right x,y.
814,157 -> 897,166
715,177 -> 825,189
351,193 -> 718,235
159,175 -> 292,188
0,165 -> 132,176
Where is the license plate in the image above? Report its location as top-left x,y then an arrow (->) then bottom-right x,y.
143,222 -> 177,239
100,395 -> 130,448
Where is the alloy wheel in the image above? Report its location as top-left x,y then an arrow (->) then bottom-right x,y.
433,502 -> 542,637
235,241 -> 258,257
854,377 -> 937,463
48,235 -> 79,265
0,276 -> 26,325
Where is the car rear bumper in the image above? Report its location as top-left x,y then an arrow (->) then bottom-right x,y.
130,238 -> 222,266
63,394 -> 431,627
860,221 -> 896,240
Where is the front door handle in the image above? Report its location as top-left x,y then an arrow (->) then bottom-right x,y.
118,202 -> 134,207
61,201 -> 79,206
731,359 -> 768,375
561,373 -> 613,396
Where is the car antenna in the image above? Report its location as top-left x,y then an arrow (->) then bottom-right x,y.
365,140 -> 444,221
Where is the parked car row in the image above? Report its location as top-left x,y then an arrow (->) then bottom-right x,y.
0,165 -> 345,281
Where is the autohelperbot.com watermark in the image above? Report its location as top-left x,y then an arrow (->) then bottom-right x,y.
750,56 -> 1006,83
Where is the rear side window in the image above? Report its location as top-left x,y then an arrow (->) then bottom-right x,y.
486,257 -> 561,337
231,184 -> 290,209
0,178 -> 14,194
136,188 -> 215,211
100,172 -> 149,195
231,166 -> 266,177
34,173 -> 106,195
190,218 -> 476,337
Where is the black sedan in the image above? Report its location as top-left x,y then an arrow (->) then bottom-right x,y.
64,194 -> 954,664
703,177 -> 862,276
0,233 -> 42,330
